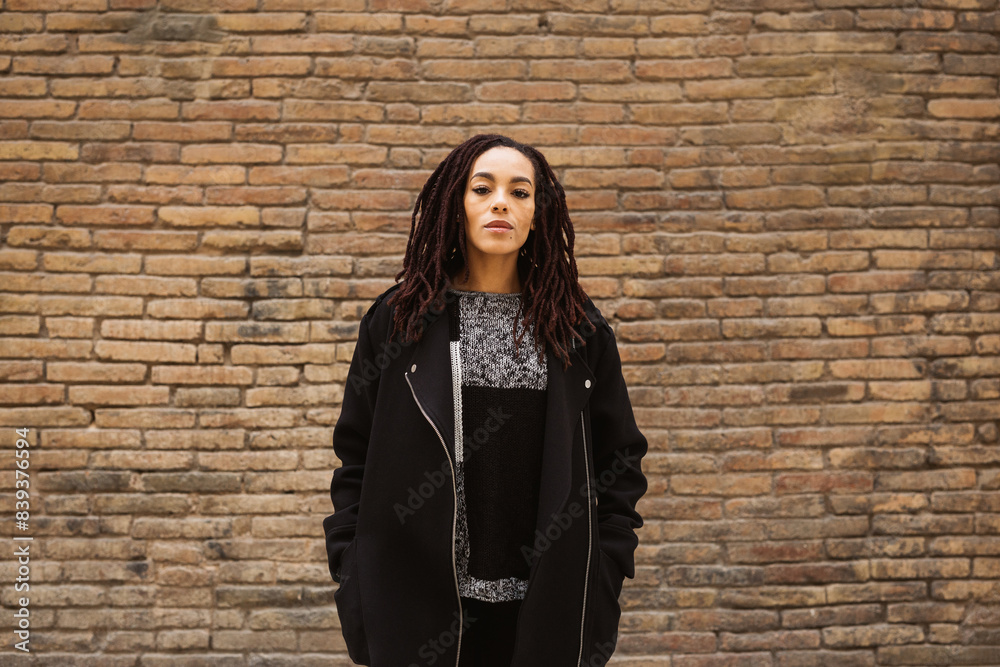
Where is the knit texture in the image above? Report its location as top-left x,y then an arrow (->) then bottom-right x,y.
446,287 -> 548,603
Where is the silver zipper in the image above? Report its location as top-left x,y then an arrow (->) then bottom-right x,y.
577,409 -> 592,665
405,371 -> 463,666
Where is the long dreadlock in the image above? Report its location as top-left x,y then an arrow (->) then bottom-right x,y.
386,133 -> 595,371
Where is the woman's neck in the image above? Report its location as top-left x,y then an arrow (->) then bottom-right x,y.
449,267 -> 521,294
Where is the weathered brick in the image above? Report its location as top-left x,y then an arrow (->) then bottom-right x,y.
822,623 -> 924,647
826,582 -> 927,604
783,604 -> 882,630
829,492 -> 928,515
828,447 -> 926,469
828,316 -> 926,337
776,472 -> 874,495
827,537 -> 925,560
829,271 -> 927,293
830,359 -> 927,379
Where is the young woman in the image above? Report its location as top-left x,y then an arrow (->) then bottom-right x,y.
323,134 -> 648,667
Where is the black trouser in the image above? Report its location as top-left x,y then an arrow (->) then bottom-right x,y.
457,595 -> 522,667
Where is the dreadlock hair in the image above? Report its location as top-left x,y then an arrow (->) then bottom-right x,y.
386,133 -> 596,371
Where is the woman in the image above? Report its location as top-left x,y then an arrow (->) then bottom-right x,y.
323,134 -> 648,667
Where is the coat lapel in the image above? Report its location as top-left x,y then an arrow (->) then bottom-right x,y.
402,298 -> 455,457
403,294 -> 596,543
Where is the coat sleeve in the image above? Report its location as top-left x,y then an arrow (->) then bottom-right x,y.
323,305 -> 380,584
589,324 -> 649,581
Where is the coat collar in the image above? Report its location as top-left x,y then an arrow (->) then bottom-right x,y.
403,291 -> 596,537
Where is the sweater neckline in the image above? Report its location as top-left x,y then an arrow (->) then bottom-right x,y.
447,287 -> 521,297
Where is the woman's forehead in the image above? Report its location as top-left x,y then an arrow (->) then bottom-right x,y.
468,147 -> 534,185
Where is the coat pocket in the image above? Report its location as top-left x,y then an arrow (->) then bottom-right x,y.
585,547 -> 626,666
334,536 -> 371,665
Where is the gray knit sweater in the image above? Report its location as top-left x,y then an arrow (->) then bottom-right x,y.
445,287 -> 548,603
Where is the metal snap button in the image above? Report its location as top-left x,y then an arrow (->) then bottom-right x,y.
411,364 -> 417,372
585,379 -> 591,388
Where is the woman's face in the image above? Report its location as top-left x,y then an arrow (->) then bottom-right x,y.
461,146 -> 536,262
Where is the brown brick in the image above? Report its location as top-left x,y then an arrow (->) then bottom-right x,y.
776,472 -> 874,495
723,450 -> 824,472
826,537 -> 925,560
726,186 -> 825,209
670,470 -> 772,495
772,339 -> 869,359
719,630 -> 820,651
768,295 -> 869,316
830,359 -> 927,379
829,492 -> 928,515
783,603 -> 883,629
869,381 -> 932,401
768,251 -> 869,273
871,335 -> 971,357
826,582 -> 927,604
927,98 -> 1000,118
828,316 -> 926,337
834,452 -> 909,481
931,313 -> 1000,334
870,558 -> 970,579
824,402 -> 931,424
886,602 -> 965,624
873,250 -> 974,271
735,542 -> 830,566
766,382 -> 866,404
724,317 -> 823,338
829,271 -> 927,293
822,623 -> 924,647
830,230 -> 928,249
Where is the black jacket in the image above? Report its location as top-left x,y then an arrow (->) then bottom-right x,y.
323,282 -> 648,666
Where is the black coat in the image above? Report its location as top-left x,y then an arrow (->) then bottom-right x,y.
323,282 -> 649,666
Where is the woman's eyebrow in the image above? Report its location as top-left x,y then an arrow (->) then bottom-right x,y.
471,171 -> 533,186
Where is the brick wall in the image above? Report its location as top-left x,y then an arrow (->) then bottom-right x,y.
1,1 -> 999,665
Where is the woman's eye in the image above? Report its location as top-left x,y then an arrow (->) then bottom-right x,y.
472,186 -> 531,198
